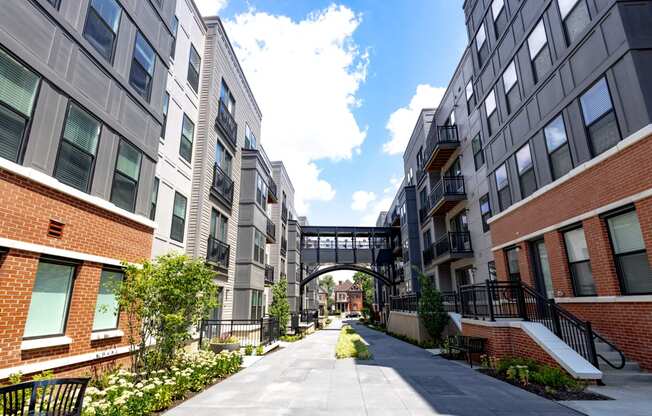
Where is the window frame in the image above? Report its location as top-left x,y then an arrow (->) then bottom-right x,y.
129,31 -> 156,102
149,177 -> 159,221
92,267 -> 124,332
179,113 -> 195,163
83,0 -> 122,63
544,114 -> 573,181
161,91 -> 169,140
527,19 -> 550,84
187,44 -> 201,93
472,134 -> 485,170
110,139 -> 143,213
563,226 -> 597,296
579,77 -> 621,157
485,89 -> 498,136
495,163 -> 511,211
170,191 -> 187,243
170,15 -> 179,60
491,0 -> 507,37
558,0 -> 590,45
465,80 -> 476,114
479,193 -> 491,233
515,143 -> 537,199
505,247 -> 521,281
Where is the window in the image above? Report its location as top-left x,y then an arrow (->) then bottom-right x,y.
495,163 -> 511,210
505,247 -> 521,281
527,20 -> 551,83
476,23 -> 488,66
93,269 -> 123,331
416,147 -> 423,169
254,229 -> 265,263
149,177 -> 159,220
564,227 -> 596,296
465,80 -> 475,114
449,110 -> 456,126
187,45 -> 201,93
244,123 -> 257,150
607,210 -> 652,294
419,188 -> 427,209
480,194 -> 491,232
220,80 -> 235,115
502,60 -> 519,114
491,0 -> 507,37
485,89 -> 498,136
179,114 -> 194,163
0,48 -> 40,163
215,141 -> 232,175
516,143 -> 537,198
170,192 -> 187,242
161,92 -> 169,140
472,134 -> 485,170
558,0 -> 590,44
170,15 -> 178,59
54,103 -> 101,192
210,209 -> 228,242
129,32 -> 155,101
23,260 -> 75,338
544,115 -> 573,180
256,174 -> 268,210
111,139 -> 142,212
580,77 -> 620,156
251,290 -> 263,320
423,230 -> 432,248
83,0 -> 122,62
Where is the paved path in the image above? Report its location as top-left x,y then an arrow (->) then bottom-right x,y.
166,319 -> 582,415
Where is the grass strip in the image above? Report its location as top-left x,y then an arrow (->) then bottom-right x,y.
335,325 -> 372,360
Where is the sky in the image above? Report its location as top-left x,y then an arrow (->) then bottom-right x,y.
194,0 -> 468,230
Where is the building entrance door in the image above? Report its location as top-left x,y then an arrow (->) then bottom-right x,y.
531,239 -> 554,299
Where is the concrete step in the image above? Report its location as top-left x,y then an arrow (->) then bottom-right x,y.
594,341 -> 616,353
597,350 -> 626,363
600,360 -> 641,372
601,371 -> 652,385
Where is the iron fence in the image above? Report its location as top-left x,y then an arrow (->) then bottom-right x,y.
441,291 -> 459,313
199,317 -> 281,349
390,293 -> 418,313
216,99 -> 237,147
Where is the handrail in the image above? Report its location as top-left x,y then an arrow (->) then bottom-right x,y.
593,332 -> 626,369
429,176 -> 465,208
216,99 -> 238,148
211,163 -> 235,205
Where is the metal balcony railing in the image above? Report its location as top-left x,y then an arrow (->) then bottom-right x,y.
434,231 -> 473,258
424,125 -> 460,171
216,99 -> 238,148
211,163 -> 234,206
268,178 -> 278,202
281,205 -> 288,223
266,218 -> 276,242
428,176 -> 466,210
281,237 -> 287,256
264,264 -> 274,285
206,236 -> 230,269
390,293 -> 418,313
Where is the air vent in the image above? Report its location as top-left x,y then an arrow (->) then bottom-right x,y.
47,220 -> 65,239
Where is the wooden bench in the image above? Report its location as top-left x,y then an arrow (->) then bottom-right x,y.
446,335 -> 486,367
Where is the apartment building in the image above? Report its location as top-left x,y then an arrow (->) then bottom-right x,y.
462,0 -> 652,371
152,0 -> 205,257
0,0 -> 171,378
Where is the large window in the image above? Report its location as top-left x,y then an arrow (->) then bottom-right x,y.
244,123 -> 257,150
465,80 -> 475,114
161,92 -> 169,140
495,163 -> 511,210
558,0 -> 590,44
480,194 -> 491,233
472,134 -> 485,170
485,89 -> 498,136
607,210 -> 652,294
516,143 -> 537,198
129,32 -> 155,102
187,45 -> 201,93
54,103 -> 101,192
476,23 -> 488,67
170,15 -> 178,60
253,229 -> 265,263
502,60 -> 519,114
220,80 -> 235,115
505,247 -> 521,281
111,139 -> 142,212
179,114 -> 194,163
23,260 -> 75,338
527,19 -> 551,83
210,209 -> 228,242
83,0 -> 122,62
564,227 -> 597,296
0,48 -> 40,163
544,115 -> 573,180
215,141 -> 232,175
251,290 -> 263,320
93,269 -> 123,331
256,174 -> 268,211
149,177 -> 159,220
170,192 -> 187,242
580,77 -> 620,156
491,0 -> 507,38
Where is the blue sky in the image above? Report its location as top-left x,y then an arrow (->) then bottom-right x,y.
201,0 -> 468,227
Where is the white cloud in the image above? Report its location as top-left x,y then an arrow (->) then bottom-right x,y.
224,5 -> 368,214
383,84 -> 446,155
351,190 -> 376,211
195,0 -> 228,16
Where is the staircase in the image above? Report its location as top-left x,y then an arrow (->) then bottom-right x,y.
596,339 -> 652,385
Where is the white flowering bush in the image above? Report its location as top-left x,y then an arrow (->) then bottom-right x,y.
82,350 -> 242,416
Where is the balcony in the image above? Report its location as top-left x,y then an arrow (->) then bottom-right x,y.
264,264 -> 274,285
215,99 -> 238,148
432,231 -> 473,264
281,237 -> 287,256
266,218 -> 276,243
268,178 -> 278,203
211,163 -> 234,207
422,244 -> 434,266
427,176 -> 466,217
281,204 -> 288,223
389,206 -> 400,226
206,237 -> 230,270
424,125 -> 460,172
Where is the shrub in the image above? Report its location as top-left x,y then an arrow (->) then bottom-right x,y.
492,356 -> 581,392
244,345 -> 254,356
256,345 -> 264,356
417,274 -> 449,345
335,325 -> 371,360
269,277 -> 290,335
210,333 -> 239,345
280,334 -> 303,342
530,366 -> 579,390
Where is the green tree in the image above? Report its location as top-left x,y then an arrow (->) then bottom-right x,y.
320,274 -> 336,297
118,253 -> 218,376
417,273 -> 449,345
352,271 -> 374,308
269,277 -> 290,335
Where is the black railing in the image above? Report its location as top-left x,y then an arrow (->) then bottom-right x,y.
429,176 -> 466,208
268,179 -> 278,202
426,124 -> 460,155
434,231 -> 472,258
207,237 -> 230,269
211,163 -> 235,206
281,205 -> 288,222
281,237 -> 287,256
300,309 -> 319,328
199,317 -> 281,348
422,244 -> 434,265
216,99 -> 238,148
266,218 -> 276,241
390,293 -> 418,313
441,291 -> 460,313
0,378 -> 89,416
416,167 -> 426,184
458,280 -> 625,369
264,264 -> 274,285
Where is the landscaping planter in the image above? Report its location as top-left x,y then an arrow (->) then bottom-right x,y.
210,342 -> 241,354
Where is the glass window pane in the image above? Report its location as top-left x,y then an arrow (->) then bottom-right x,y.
91,0 -> 121,32
587,110 -> 619,155
528,20 -> 547,59
520,169 -> 537,198
55,141 -> 94,191
116,140 -> 141,180
564,1 -> 590,44
466,80 -> 474,100
499,187 -> 512,210
581,78 -> 613,125
564,228 -> 589,262
0,105 -> 27,162
111,172 -> 137,211
93,269 -> 123,330
608,211 -> 645,254
492,0 -> 504,20
129,61 -> 151,99
63,105 -> 100,155
558,0 -> 580,19
550,144 -> 573,180
544,115 -> 567,152
495,163 -> 508,189
0,48 -> 40,116
476,23 -> 486,49
480,195 -> 491,215
134,33 -> 155,75
182,115 -> 194,142
516,144 -> 533,173
618,252 -> 652,294
485,90 -> 496,115
503,61 -> 517,92
571,261 -> 597,295
84,6 -> 118,61
24,262 -> 74,338
532,46 -> 551,81
507,249 -> 520,273
173,192 -> 187,219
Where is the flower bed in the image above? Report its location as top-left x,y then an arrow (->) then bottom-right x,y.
335,325 -> 371,359
82,350 -> 242,415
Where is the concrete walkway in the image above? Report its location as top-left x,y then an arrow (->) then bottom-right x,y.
165,319 -> 582,415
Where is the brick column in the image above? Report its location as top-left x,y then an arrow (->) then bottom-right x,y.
66,263 -> 103,353
493,249 -> 508,281
635,196 -> 652,270
583,216 -> 620,296
544,230 -> 574,297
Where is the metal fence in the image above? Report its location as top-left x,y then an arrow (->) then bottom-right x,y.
199,317 -> 281,348
389,293 -> 418,313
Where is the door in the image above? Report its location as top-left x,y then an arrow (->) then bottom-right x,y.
531,239 -> 554,299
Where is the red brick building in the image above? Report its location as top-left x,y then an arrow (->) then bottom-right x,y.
334,280 -> 364,314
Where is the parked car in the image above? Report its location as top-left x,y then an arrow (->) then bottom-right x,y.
346,311 -> 361,318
